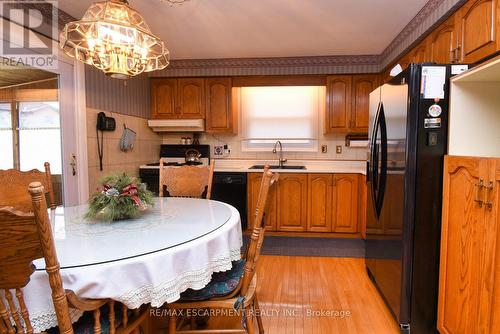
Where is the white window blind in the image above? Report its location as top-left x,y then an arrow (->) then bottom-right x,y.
240,86 -> 323,151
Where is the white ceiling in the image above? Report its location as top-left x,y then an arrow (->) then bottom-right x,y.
58,0 -> 429,60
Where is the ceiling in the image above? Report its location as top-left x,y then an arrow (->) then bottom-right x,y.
58,0 -> 429,60
0,61 -> 57,88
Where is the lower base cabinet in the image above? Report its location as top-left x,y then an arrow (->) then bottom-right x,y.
438,155 -> 500,334
332,174 -> 359,233
248,172 -> 362,234
277,174 -> 308,232
307,174 -> 333,232
247,173 -> 277,230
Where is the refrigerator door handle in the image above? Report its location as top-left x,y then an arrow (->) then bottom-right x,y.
375,104 -> 388,217
369,102 -> 382,215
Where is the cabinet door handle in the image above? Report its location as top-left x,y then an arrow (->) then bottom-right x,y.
484,180 -> 494,211
455,45 -> 462,63
450,48 -> 457,63
475,178 -> 484,207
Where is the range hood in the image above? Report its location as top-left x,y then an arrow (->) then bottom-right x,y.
147,119 -> 205,132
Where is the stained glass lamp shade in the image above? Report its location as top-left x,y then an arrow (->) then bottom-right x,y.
60,0 -> 170,79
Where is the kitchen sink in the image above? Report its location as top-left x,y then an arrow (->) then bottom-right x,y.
249,165 -> 306,170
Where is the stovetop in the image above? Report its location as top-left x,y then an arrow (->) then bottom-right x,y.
146,161 -> 203,167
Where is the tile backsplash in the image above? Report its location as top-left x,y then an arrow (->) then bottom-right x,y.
86,108 -> 162,193
161,132 -> 367,161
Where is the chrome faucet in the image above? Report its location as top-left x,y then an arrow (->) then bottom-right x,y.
272,140 -> 287,168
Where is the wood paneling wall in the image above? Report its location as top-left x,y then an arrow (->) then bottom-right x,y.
85,67 -> 150,118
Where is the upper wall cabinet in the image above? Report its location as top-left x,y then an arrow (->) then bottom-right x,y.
151,78 -> 204,119
325,75 -> 352,133
325,74 -> 378,134
151,78 -> 177,119
456,0 -> 500,63
351,75 -> 379,132
409,40 -> 430,64
205,77 -> 236,134
429,16 -> 457,63
177,78 -> 205,119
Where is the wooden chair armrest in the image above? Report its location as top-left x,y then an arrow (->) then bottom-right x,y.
65,290 -> 109,311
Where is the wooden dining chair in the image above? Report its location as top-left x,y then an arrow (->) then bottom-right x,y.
0,162 -> 56,211
166,166 -> 279,334
0,182 -> 149,334
159,160 -> 215,199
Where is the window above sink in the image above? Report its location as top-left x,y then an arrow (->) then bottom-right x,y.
238,86 -> 324,152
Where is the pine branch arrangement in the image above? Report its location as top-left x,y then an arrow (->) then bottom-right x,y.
86,173 -> 154,221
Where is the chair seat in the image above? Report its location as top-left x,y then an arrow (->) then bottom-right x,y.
179,260 -> 246,301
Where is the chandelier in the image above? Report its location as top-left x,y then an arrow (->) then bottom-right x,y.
60,0 -> 170,79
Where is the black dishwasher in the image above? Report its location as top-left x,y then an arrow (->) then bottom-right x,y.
211,172 -> 247,230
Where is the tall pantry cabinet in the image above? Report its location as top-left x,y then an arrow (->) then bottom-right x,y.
437,56 -> 500,334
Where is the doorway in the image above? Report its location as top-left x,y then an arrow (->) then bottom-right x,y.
0,59 -> 86,206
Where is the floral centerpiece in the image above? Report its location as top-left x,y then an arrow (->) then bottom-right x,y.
86,173 -> 154,221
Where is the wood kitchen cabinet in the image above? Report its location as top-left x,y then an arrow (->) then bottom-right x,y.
325,75 -> 352,133
325,74 -> 378,134
177,78 -> 205,119
247,173 -> 277,231
408,40 -> 430,64
438,155 -> 500,334
455,0 -> 500,63
277,174 -> 308,232
428,16 -> 457,63
151,78 -> 177,119
307,174 -> 333,232
205,77 -> 236,134
248,172 -> 362,234
351,75 -> 379,132
151,78 -> 205,119
359,175 -> 367,239
332,174 -> 359,233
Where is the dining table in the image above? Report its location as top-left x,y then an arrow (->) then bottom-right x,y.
22,197 -> 243,332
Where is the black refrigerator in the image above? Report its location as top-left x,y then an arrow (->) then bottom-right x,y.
365,64 -> 465,333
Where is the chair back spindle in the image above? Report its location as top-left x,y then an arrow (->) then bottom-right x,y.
239,167 -> 279,297
0,182 -> 72,334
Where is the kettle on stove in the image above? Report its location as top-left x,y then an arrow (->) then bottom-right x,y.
185,149 -> 202,164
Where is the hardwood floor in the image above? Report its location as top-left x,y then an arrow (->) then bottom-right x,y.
151,255 -> 400,334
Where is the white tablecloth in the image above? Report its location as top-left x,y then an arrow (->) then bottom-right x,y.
21,198 -> 243,332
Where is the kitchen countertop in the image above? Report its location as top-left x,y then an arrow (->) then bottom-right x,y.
213,159 -> 366,174
139,159 -> 366,175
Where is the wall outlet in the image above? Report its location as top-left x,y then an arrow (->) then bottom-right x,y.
336,145 -> 342,154
321,145 -> 328,153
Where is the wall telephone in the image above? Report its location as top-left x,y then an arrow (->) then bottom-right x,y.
96,112 -> 116,131
96,112 -> 116,171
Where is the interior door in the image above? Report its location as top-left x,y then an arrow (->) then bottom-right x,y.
55,58 -> 84,206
